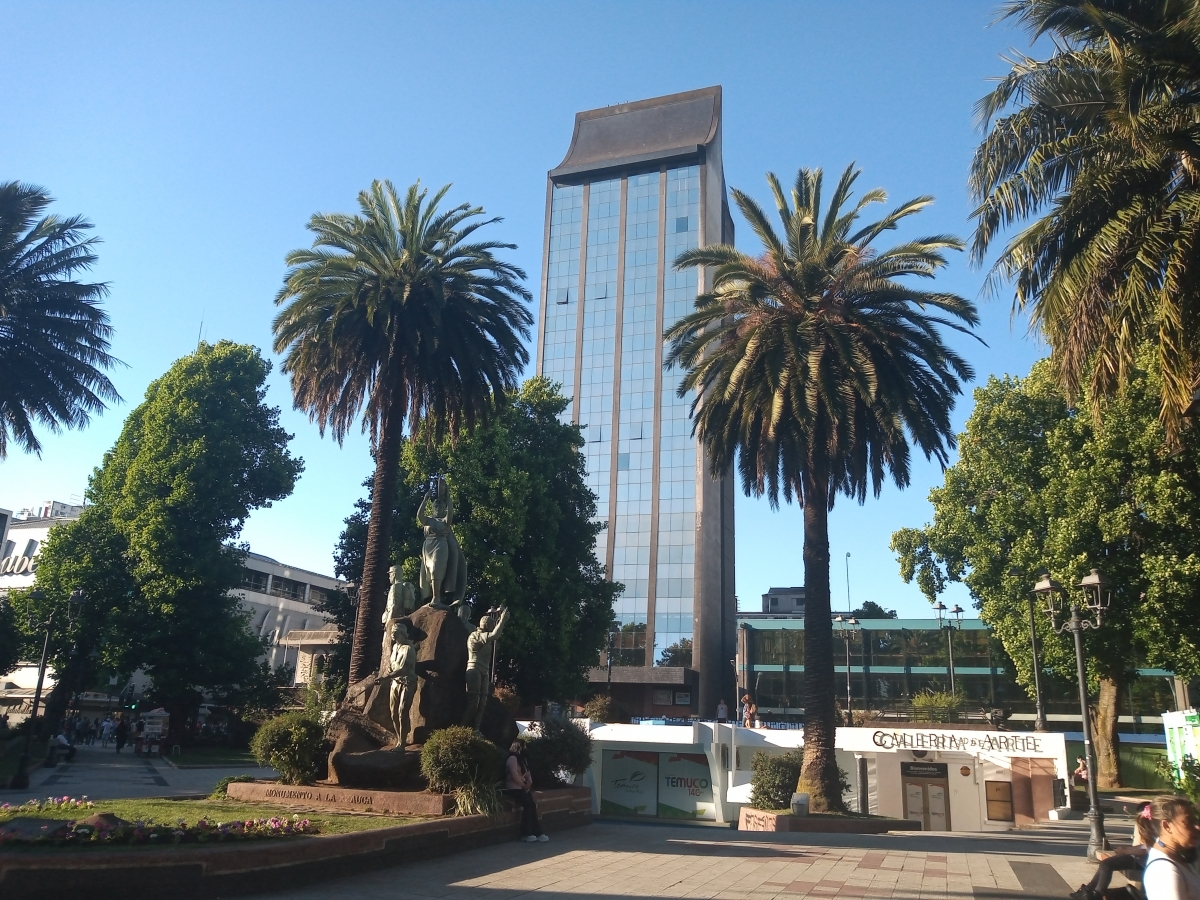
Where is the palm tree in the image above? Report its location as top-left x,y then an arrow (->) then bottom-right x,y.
971,0 -> 1200,441
0,181 -> 120,458
273,180 -> 532,685
665,165 -> 977,809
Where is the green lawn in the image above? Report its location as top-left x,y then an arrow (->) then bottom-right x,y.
162,746 -> 259,768
0,797 -> 420,835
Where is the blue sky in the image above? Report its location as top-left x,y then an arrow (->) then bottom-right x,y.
1,1 -> 1046,616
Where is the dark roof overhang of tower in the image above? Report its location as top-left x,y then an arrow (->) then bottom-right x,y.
550,86 -> 721,179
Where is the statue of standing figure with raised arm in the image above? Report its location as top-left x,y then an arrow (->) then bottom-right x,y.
417,476 -> 467,610
383,621 -> 417,751
463,606 -> 509,731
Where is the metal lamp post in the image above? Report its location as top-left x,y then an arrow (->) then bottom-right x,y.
1033,567 -> 1110,860
932,602 -> 962,694
9,589 -> 87,790
1008,567 -> 1049,731
834,615 -> 859,722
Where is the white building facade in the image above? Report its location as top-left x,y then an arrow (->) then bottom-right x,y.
0,503 -> 343,688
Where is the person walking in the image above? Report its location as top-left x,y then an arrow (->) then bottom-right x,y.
100,716 -> 114,747
504,740 -> 547,843
114,717 -> 129,753
133,717 -> 145,755
1144,796 -> 1200,900
1071,802 -> 1157,900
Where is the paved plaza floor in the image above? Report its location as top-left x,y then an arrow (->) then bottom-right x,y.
244,818 -> 1112,900
0,740 -> 275,802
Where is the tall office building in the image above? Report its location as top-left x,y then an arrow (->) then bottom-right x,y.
536,87 -> 736,717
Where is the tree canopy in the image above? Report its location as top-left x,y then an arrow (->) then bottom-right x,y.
31,341 -> 303,738
892,351 -> 1200,786
970,0 -> 1200,439
335,377 -> 618,705
0,181 -> 120,458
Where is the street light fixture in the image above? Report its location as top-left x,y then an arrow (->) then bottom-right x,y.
9,589 -> 87,790
1009,566 -> 1049,732
1032,567 -> 1110,860
833,615 -> 860,723
932,602 -> 963,693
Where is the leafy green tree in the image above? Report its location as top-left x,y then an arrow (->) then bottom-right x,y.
0,596 -> 23,677
33,341 -> 303,742
970,0 -> 1200,440
0,181 -> 120,458
665,165 -> 977,811
850,601 -> 896,620
335,377 -> 618,704
273,180 -> 532,686
892,353 -> 1200,787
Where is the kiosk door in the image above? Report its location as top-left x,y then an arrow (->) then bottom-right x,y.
901,762 -> 951,831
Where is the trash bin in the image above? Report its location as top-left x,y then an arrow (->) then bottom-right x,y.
790,792 -> 810,816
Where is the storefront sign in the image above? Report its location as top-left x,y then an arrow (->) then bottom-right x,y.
0,555 -> 37,577
901,762 -> 948,779
869,729 -> 1046,755
658,752 -> 714,819
600,750 -> 658,817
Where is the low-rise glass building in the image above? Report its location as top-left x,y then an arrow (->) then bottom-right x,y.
737,616 -> 1186,731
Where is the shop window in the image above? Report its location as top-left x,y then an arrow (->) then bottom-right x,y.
985,781 -> 1014,821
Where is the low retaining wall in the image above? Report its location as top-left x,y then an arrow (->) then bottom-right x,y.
737,807 -> 921,833
0,787 -> 591,900
226,781 -> 454,816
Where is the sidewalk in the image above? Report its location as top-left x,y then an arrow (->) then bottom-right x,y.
0,741 -> 275,802
240,819 -> 1118,900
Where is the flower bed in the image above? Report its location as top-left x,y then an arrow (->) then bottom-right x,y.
0,796 -> 317,847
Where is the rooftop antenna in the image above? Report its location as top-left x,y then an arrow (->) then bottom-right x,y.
197,308 -> 206,348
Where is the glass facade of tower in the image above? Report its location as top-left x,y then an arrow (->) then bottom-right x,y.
540,165 -> 701,668
538,88 -> 735,715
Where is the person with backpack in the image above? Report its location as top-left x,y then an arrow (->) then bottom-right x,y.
1144,796 -> 1200,900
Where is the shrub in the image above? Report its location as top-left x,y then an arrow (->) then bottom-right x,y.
421,725 -> 505,816
1157,754 -> 1200,804
494,684 -> 520,715
910,689 -> 963,723
583,694 -> 626,723
210,774 -> 255,799
521,715 -> 593,788
750,750 -> 803,811
249,712 -> 325,785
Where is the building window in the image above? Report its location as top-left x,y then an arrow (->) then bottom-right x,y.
985,781 -> 1014,821
270,576 -> 306,601
675,216 -> 689,233
241,568 -> 269,594
308,586 -> 328,606
617,453 -> 630,471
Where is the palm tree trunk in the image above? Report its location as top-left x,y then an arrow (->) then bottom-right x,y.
347,404 -> 404,685
1092,677 -> 1123,789
797,472 -> 844,812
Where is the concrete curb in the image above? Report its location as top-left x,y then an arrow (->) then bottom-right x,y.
0,787 -> 592,900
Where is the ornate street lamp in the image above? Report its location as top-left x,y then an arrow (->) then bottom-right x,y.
9,589 -> 87,790
1008,566 -> 1049,732
833,615 -> 860,723
1033,567 -> 1111,860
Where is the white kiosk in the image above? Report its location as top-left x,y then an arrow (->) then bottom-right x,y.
576,722 -> 1069,832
